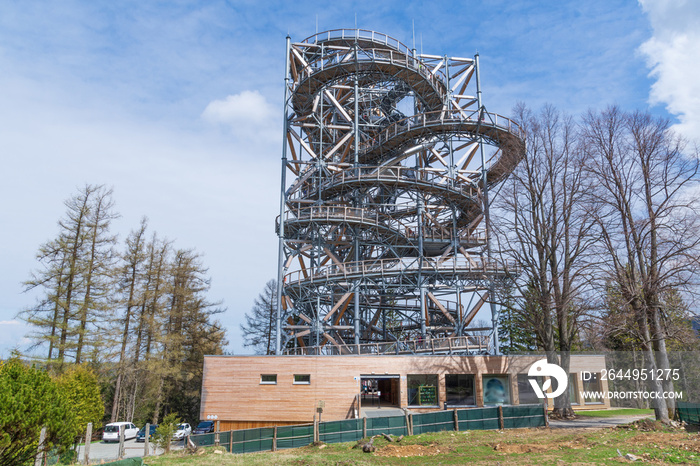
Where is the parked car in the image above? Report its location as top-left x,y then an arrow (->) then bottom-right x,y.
136,424 -> 158,442
172,423 -> 192,441
193,421 -> 215,434
102,422 -> 139,442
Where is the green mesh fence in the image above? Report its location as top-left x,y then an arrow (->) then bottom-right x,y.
186,405 -> 544,456
219,431 -> 230,449
502,404 -> 546,428
677,402 -> 700,426
276,424 -> 314,450
412,411 -> 454,434
190,431 -> 216,447
457,406 -> 500,430
229,427 -> 275,454
366,415 -> 409,437
319,418 -> 363,444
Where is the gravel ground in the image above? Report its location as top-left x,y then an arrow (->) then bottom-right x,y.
75,438 -> 184,463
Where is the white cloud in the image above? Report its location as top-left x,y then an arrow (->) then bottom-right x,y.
202,90 -> 277,140
0,320 -> 20,326
639,0 -> 700,142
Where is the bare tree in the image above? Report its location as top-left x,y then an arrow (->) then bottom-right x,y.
494,104 -> 597,417
582,107 -> 700,421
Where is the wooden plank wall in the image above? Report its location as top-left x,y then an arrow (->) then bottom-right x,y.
200,355 -> 609,427
219,420 -> 305,431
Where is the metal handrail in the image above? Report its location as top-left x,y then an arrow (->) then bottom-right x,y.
300,29 -> 413,57
292,30 -> 447,103
284,256 -> 516,286
287,165 -> 480,203
360,109 -> 524,154
286,108 -> 522,175
282,334 -> 490,356
277,205 -> 487,244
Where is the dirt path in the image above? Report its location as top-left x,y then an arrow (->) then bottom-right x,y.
549,414 -> 653,429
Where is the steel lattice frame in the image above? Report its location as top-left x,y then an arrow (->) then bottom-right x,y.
274,30 -> 524,355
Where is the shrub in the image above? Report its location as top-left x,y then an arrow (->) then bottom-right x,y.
0,359 -> 75,465
154,412 -> 180,453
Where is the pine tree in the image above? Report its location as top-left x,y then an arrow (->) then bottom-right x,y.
22,185 -> 117,369
497,288 -> 538,354
111,218 -> 148,422
74,187 -> 118,364
152,249 -> 227,424
240,279 -> 280,355
21,186 -> 227,426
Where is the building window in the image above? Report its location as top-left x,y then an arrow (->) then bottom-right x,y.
582,372 -> 603,404
445,374 -> 475,406
260,374 -> 277,385
483,375 -> 510,405
293,374 -> 311,384
407,374 -> 439,406
517,374 -> 542,404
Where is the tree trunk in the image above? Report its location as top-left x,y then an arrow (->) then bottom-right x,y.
650,306 -> 675,416
111,373 -> 123,422
635,303 -> 669,422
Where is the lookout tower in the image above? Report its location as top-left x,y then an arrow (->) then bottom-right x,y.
274,30 -> 524,356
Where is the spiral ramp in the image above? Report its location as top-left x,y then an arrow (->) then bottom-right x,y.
275,30 -> 524,355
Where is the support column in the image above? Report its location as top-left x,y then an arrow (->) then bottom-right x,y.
353,46 -> 361,346
475,52 -> 499,355
418,195 -> 426,337
275,35 -> 292,355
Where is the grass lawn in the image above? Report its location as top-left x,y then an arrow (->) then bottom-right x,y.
577,408 -> 654,418
143,422 -> 699,465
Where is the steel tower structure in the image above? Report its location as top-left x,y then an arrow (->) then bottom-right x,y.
275,30 -> 523,355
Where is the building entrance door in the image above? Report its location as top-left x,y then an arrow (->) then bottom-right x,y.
360,375 -> 400,408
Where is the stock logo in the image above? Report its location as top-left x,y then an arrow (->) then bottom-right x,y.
528,359 -> 568,399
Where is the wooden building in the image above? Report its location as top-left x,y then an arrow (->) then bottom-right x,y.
200,354 -> 609,430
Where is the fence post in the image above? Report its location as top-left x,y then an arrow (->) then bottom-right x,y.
215,420 -> 220,446
408,414 -> 414,436
362,417 -> 367,438
498,406 -> 504,430
83,422 -> 92,464
143,423 -> 150,457
118,427 -> 125,459
229,430 -> 234,454
543,404 -> 549,427
272,426 -> 277,452
453,409 -> 459,432
313,414 -> 318,443
34,426 -> 46,466
404,412 -> 410,436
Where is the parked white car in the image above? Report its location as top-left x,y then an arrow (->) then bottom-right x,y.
103,422 -> 139,442
172,423 -> 192,441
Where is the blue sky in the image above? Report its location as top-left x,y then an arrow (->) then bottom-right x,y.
1,0 -> 698,357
